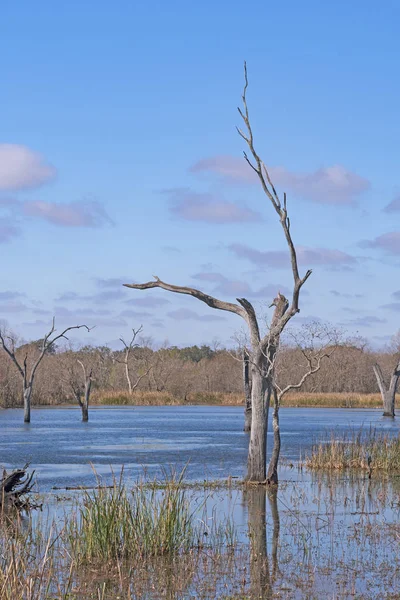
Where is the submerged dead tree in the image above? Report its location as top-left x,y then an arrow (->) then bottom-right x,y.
0,319 -> 90,423
373,359 -> 400,418
66,359 -> 94,422
243,348 -> 252,433
124,65 -> 311,483
0,465 -> 35,509
266,323 -> 338,484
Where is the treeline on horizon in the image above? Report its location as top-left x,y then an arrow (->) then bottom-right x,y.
0,337 -> 398,409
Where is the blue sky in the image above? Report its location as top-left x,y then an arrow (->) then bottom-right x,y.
1,0 -> 400,349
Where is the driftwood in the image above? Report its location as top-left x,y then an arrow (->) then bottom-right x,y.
1,464 -> 35,509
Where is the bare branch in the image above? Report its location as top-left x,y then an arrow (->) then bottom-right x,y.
131,364 -> 154,392
124,276 -> 247,321
238,62 -> 312,335
276,349 -> 334,401
0,330 -> 24,378
30,323 -> 92,382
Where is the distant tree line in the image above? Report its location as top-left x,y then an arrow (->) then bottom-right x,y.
0,337 -> 398,409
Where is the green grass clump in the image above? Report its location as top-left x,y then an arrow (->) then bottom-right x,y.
305,429 -> 400,472
68,470 -> 196,563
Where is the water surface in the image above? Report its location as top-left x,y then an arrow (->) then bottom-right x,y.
1,405 -> 399,490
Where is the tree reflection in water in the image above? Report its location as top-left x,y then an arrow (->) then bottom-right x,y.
244,486 -> 280,599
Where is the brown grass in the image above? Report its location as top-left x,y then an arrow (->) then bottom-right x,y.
91,390 -> 388,409
91,390 -> 244,406
305,429 -> 400,471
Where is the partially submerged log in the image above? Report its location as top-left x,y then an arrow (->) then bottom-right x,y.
1,464 -> 35,509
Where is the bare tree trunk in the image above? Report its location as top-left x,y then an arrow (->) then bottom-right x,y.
0,319 -> 90,423
246,353 -> 271,482
82,378 -> 91,422
243,349 -> 252,433
125,361 -> 133,395
373,362 -> 399,418
383,390 -> 395,418
81,405 -> 89,421
266,387 -> 280,485
23,385 -> 32,423
124,67 -> 312,485
77,360 -> 92,422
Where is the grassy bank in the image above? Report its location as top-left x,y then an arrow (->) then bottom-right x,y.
2,469 -> 400,598
91,390 -> 387,409
0,472 -> 239,600
305,429 -> 400,472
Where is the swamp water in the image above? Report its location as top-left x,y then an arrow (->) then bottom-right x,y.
1,406 -> 400,599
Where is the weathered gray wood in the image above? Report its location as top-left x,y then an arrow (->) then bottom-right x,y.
124,66 -> 312,483
0,319 -> 90,423
373,361 -> 400,417
243,348 -> 252,433
77,360 -> 92,422
116,326 -> 153,395
0,465 -> 35,508
266,387 -> 280,485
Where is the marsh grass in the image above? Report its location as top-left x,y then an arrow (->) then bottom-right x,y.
68,468 -> 200,563
2,472 -> 400,598
305,428 -> 400,471
92,390 -> 387,408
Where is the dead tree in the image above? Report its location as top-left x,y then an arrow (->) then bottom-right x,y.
1,465 -> 35,509
266,323 -> 339,484
243,348 -> 252,433
124,65 -> 311,483
0,319 -> 90,423
76,360 -> 93,421
373,359 -> 400,417
115,326 -> 153,394
62,347 -> 97,421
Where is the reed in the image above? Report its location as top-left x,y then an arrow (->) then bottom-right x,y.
305,428 -> 400,471
68,469 -> 197,563
91,390 -> 388,408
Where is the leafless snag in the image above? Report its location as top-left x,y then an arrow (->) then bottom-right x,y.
76,360 -> 93,422
0,318 -> 91,423
115,326 -> 153,394
1,464 -> 36,509
124,65 -> 312,483
373,359 -> 400,418
265,322 -> 340,484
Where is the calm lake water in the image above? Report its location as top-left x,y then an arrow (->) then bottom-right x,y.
2,405 -> 400,598
1,405 -> 399,490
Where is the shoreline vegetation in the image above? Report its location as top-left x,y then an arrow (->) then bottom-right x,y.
2,465 -> 400,598
2,390 -> 394,409
305,429 -> 400,472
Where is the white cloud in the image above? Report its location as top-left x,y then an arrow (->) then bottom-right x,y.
23,200 -> 113,227
191,155 -> 369,206
165,188 -> 262,223
0,144 -> 56,191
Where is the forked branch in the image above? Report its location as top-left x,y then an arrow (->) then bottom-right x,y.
237,62 -> 312,337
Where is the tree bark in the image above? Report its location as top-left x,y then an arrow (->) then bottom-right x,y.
373,362 -> 399,418
82,377 -> 91,422
81,404 -> 89,422
246,353 -> 271,482
266,387 -> 280,485
1,465 -> 35,509
243,349 -> 252,433
125,361 -> 133,395
23,385 -> 32,423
